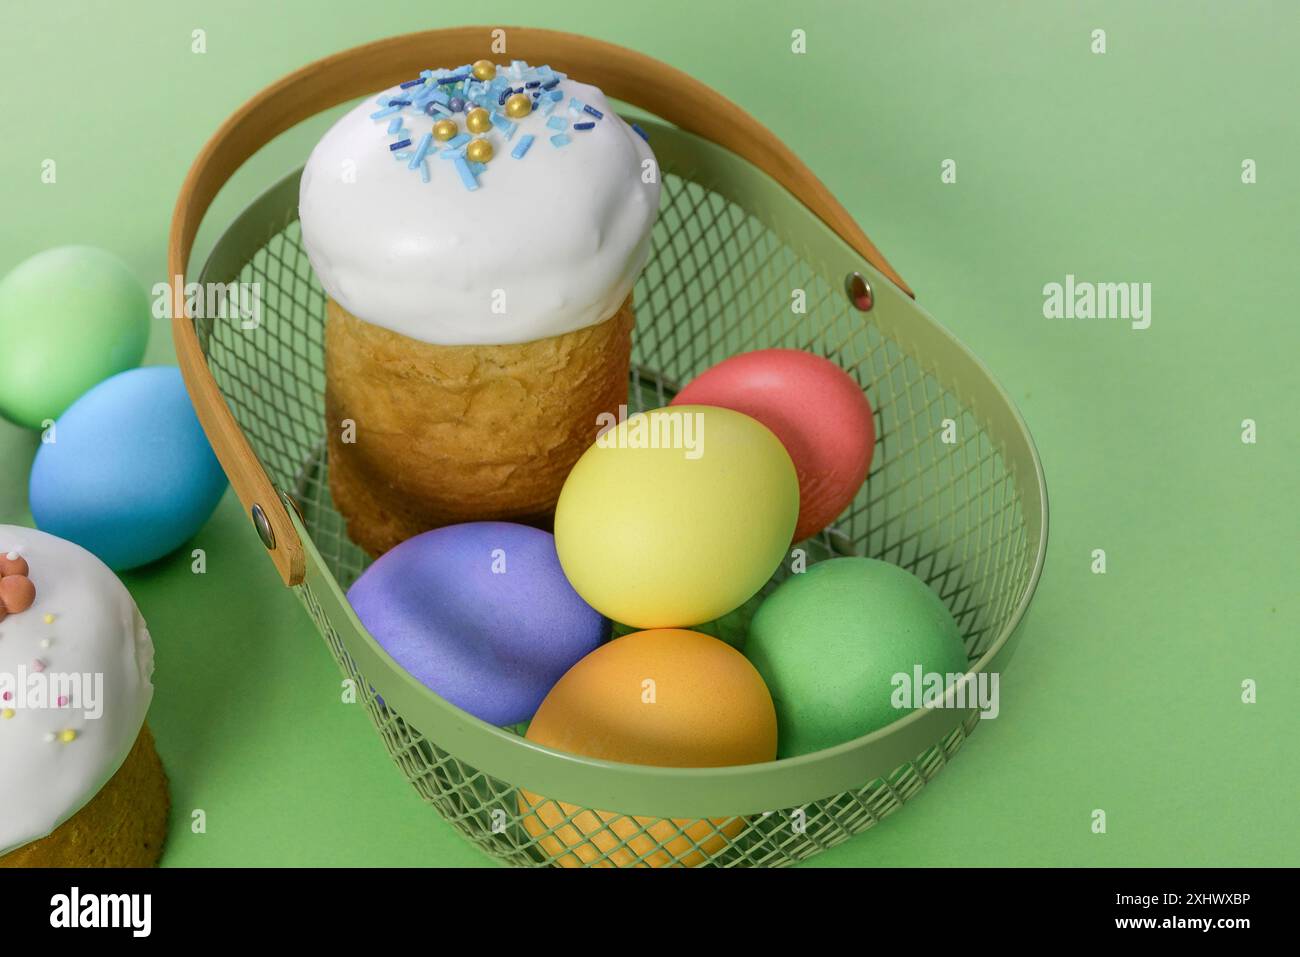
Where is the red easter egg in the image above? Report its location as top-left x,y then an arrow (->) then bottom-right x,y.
671,349 -> 875,541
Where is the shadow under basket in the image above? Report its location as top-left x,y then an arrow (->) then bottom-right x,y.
173,28 -> 1047,867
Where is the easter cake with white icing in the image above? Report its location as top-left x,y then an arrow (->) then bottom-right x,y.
0,525 -> 168,867
299,59 -> 661,555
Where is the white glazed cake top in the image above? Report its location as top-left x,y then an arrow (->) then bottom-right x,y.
0,525 -> 154,855
298,61 -> 661,346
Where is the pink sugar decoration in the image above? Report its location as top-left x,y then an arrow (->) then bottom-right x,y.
31,658 -> 45,673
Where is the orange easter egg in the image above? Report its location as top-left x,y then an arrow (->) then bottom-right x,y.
519,629 -> 777,867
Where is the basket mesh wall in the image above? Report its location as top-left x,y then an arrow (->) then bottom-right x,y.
194,157 -> 1034,866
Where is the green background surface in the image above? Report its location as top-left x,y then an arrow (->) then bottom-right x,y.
1,0 -> 1296,867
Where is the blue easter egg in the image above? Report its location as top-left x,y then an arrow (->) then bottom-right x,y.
347,522 -> 609,726
29,366 -> 227,570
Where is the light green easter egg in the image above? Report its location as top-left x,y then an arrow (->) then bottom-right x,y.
746,557 -> 970,758
0,246 -> 150,429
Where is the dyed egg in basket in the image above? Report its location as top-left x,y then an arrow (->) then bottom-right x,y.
169,27 -> 1047,868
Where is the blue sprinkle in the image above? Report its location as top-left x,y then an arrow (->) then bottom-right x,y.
419,161 -> 431,183
498,89 -> 510,105
550,133 -> 571,148
631,123 -> 650,141
389,138 -> 412,151
388,99 -> 411,107
409,133 -> 433,169
491,115 -> 518,139
511,134 -> 535,159
399,78 -> 423,89
447,133 -> 470,148
548,89 -> 564,101
525,80 -> 541,89
393,151 -> 411,160
547,116 -> 568,131
543,98 -> 560,117
387,117 -> 403,134
439,147 -> 466,160
568,97 -> 584,112
428,90 -> 451,105
469,161 -> 487,175
573,121 -> 595,130
370,105 -> 400,119
425,101 -> 449,116
583,104 -> 604,119
454,155 -> 479,190
438,73 -> 469,85
541,77 -> 559,90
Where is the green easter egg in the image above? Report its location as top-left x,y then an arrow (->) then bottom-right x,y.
0,246 -> 149,429
746,557 -> 969,757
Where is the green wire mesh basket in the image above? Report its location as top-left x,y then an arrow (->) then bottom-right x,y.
173,29 -> 1047,867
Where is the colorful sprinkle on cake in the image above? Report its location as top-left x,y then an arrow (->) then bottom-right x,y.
370,61 -> 613,190
0,549 -> 35,621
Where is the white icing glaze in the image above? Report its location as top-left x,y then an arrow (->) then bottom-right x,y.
298,66 -> 661,346
0,526 -> 154,855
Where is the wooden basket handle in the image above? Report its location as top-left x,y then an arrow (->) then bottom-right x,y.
169,25 -> 911,586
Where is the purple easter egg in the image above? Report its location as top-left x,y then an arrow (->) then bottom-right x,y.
347,522 -> 608,726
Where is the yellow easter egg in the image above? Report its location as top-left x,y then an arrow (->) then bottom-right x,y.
554,405 -> 799,628
519,629 -> 777,867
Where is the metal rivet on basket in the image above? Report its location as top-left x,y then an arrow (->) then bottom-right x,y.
845,271 -> 874,311
251,503 -> 276,550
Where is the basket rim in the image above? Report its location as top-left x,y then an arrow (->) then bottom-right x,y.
198,119 -> 1049,819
